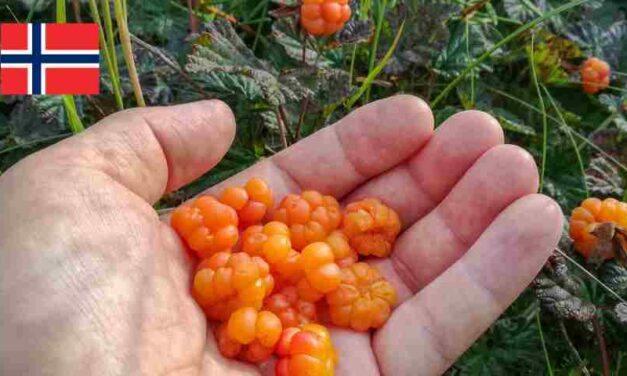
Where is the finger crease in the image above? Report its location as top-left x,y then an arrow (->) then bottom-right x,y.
333,125 -> 370,181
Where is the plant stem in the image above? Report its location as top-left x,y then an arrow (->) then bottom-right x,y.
347,20 -> 405,109
431,0 -> 590,108
536,312 -> 554,376
130,33 -> 210,98
295,96 -> 310,141
275,108 -> 289,149
113,0 -> 145,106
72,0 -> 82,21
542,85 -> 589,197
88,0 -> 124,110
486,86 -> 627,173
57,0 -> 85,133
465,19 -> 475,108
592,316 -> 611,376
365,0 -> 388,103
187,0 -> 199,33
558,320 -> 590,376
101,0 -> 121,81
529,32 -> 548,193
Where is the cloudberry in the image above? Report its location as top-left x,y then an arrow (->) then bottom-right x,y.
297,242 -> 342,302
301,0 -> 351,36
192,252 -> 274,321
326,262 -> 396,331
326,230 -> 358,268
569,197 -> 627,260
272,191 -> 342,250
264,285 -> 318,328
580,57 -> 611,94
171,196 -> 238,259
216,307 -> 282,363
220,178 -> 274,226
240,221 -> 293,264
275,324 -> 337,376
341,198 -> 401,258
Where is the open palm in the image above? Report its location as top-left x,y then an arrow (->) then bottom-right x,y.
0,96 -> 562,376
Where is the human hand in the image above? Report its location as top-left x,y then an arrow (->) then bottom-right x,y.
0,96 -> 562,375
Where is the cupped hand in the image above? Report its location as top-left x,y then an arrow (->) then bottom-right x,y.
0,96 -> 563,376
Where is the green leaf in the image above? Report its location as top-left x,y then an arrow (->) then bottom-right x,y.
491,108 -> 537,135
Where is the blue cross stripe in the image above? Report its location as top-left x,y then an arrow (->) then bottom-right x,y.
0,23 -> 100,94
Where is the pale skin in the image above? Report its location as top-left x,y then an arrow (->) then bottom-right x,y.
0,96 -> 563,375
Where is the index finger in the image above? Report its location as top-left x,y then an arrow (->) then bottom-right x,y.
204,95 -> 434,199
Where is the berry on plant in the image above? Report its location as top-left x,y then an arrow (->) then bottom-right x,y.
171,196 -> 239,259
216,307 -> 283,363
300,0 -> 352,36
272,191 -> 342,250
580,57 -> 611,94
326,262 -> 396,331
275,324 -> 337,376
220,178 -> 274,226
569,197 -> 627,260
297,242 -> 342,302
341,198 -> 401,258
192,252 -> 275,321
264,285 -> 318,328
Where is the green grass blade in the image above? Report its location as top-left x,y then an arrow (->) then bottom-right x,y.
536,311 -> 555,376
346,20 -> 405,109
486,86 -> 627,174
529,32 -> 548,193
57,0 -> 85,133
88,0 -> 124,110
542,85 -> 589,198
113,0 -> 145,106
365,0 -> 388,103
431,0 -> 590,108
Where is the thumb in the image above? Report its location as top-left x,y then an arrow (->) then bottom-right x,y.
38,100 -> 236,203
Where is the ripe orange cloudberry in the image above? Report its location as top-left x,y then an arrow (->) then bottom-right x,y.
272,191 -> 342,250
326,262 -> 396,331
275,324 -> 337,376
580,57 -> 611,94
300,0 -> 351,36
341,198 -> 401,258
171,196 -> 238,259
264,285 -> 318,328
192,252 -> 274,321
569,197 -> 627,260
240,221 -> 294,265
216,307 -> 282,363
296,242 -> 342,303
219,178 -> 274,226
326,230 -> 358,268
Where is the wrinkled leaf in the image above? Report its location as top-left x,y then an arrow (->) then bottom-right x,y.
615,302 -> 627,323
490,107 -> 537,135
586,156 -> 624,197
336,20 -> 374,45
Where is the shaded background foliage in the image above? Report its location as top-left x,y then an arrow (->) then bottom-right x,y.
1,0 -> 626,374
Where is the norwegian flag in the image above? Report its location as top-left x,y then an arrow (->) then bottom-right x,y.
0,23 -> 100,95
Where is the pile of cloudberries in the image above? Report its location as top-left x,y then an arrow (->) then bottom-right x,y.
171,178 -> 400,375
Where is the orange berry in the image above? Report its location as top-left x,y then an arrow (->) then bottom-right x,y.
220,187 -> 249,210
192,252 -> 274,321
326,262 -> 396,331
264,285 -> 318,328
293,242 -> 342,301
581,57 -> 611,94
218,178 -> 274,226
569,197 -> 627,260
171,196 -> 239,259
275,324 -> 336,376
240,222 -> 294,267
326,230 -> 358,268
217,308 -> 282,363
341,198 -> 401,258
300,0 -> 351,36
272,191 -> 342,250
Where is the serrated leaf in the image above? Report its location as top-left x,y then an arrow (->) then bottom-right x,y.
616,302 -> 627,323
271,19 -> 332,67
586,156 -> 624,197
490,108 -> 537,135
601,261 -> 627,298
336,20 -> 374,45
